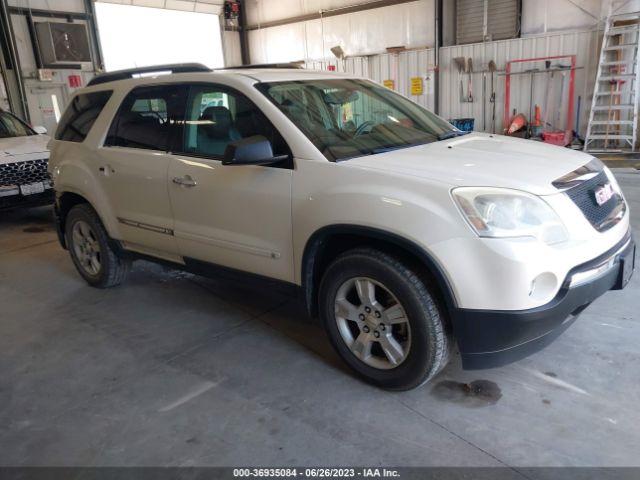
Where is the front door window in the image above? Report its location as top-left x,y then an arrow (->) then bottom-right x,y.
181,85 -> 289,160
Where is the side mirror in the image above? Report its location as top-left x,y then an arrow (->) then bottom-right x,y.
33,126 -> 48,135
222,135 -> 289,166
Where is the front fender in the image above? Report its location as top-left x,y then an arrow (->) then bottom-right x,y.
292,158 -> 472,309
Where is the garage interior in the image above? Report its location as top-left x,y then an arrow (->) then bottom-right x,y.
1,0 -> 640,472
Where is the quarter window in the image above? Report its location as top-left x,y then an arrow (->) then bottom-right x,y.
106,85 -> 186,151
55,90 -> 112,142
180,85 -> 289,159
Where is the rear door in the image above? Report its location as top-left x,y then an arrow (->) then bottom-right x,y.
167,83 -> 294,281
96,84 -> 187,257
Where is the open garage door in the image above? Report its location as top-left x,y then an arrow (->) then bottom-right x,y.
96,0 -> 221,14
95,0 -> 224,71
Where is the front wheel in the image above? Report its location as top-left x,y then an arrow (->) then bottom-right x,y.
319,248 -> 450,390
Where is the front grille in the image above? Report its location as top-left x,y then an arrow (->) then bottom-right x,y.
565,170 -> 623,232
0,158 -> 50,186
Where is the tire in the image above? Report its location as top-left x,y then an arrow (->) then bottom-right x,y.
319,248 -> 450,390
65,204 -> 131,288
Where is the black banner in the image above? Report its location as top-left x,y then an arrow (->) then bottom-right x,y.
1,468 -> 639,480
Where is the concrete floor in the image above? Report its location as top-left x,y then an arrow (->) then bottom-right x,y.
1,169 -> 639,468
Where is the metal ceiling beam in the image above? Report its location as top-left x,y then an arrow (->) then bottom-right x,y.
434,0 -> 441,114
243,0 -> 422,31
0,0 -> 29,119
238,0 -> 250,65
7,6 -> 88,20
85,0 -> 105,71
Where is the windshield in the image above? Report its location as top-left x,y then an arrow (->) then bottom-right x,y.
0,112 -> 34,138
257,78 -> 458,161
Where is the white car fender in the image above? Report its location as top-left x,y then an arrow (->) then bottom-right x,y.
291,157 -> 472,289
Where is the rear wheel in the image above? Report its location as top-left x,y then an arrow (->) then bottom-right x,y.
65,204 -> 131,288
319,248 -> 449,390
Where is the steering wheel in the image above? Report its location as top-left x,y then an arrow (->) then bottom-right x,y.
145,111 -> 166,123
354,121 -> 374,137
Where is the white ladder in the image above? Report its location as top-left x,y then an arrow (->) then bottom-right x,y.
584,8 -> 640,153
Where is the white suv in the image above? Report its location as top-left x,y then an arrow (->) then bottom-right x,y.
48,64 -> 635,390
0,109 -> 51,210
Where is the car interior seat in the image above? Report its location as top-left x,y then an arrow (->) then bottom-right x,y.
197,106 -> 241,156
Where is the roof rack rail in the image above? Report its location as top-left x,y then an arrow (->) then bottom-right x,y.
219,62 -> 304,70
87,63 -> 211,86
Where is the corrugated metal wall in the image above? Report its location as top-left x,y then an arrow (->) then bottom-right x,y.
306,49 -> 437,111
368,50 -> 437,111
439,30 -> 599,134
305,56 -> 370,77
246,0 -> 435,63
305,29 -> 600,136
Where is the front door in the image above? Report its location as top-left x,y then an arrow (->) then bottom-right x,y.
167,84 -> 294,282
96,84 -> 186,257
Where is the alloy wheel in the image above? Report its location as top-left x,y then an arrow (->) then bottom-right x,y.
334,277 -> 411,370
71,220 -> 102,276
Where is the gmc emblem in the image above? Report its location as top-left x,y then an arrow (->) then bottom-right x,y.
594,183 -> 615,206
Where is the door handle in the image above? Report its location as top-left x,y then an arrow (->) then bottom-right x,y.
172,175 -> 197,187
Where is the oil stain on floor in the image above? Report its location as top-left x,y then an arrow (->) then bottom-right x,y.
431,380 -> 502,407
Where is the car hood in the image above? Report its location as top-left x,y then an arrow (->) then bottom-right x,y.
0,135 -> 50,163
345,133 -> 593,195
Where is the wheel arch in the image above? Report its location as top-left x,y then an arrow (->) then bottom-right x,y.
300,225 -> 458,321
55,191 -> 117,251
55,191 -> 92,249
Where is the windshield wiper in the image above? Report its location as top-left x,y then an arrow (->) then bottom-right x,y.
370,145 -> 406,154
437,130 -> 471,141
370,140 -> 433,154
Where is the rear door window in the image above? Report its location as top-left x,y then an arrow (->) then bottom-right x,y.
105,85 -> 186,151
55,90 -> 112,142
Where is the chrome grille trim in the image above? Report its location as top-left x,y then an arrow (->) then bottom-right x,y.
0,158 -> 50,186
552,158 -> 603,191
554,164 -> 626,233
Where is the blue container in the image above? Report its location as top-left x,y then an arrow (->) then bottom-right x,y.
449,118 -> 475,132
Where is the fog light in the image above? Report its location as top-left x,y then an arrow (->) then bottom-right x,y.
529,272 -> 558,300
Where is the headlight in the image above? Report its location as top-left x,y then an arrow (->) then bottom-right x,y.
452,187 -> 568,245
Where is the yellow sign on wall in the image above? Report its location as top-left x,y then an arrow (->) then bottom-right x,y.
383,79 -> 395,90
410,76 -> 424,95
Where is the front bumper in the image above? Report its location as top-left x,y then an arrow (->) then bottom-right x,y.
0,157 -> 53,210
0,189 -> 54,210
453,232 -> 635,370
